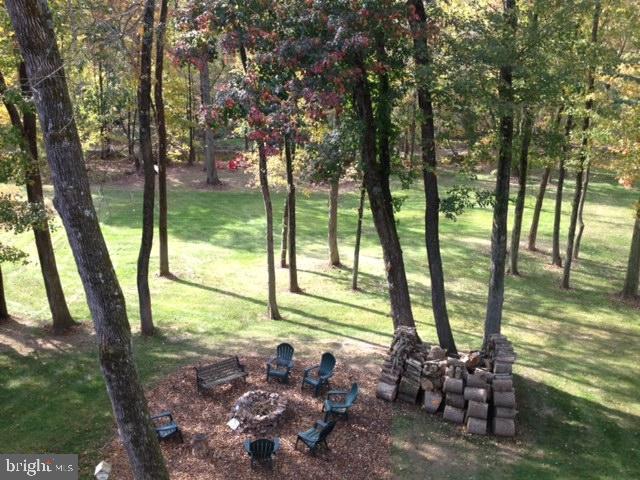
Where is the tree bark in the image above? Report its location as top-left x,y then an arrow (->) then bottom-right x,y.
284,134 -> 301,292
199,59 -> 221,185
258,143 -> 281,319
280,196 -> 288,268
137,0 -> 156,335
352,180 -> 366,291
509,107 -> 533,275
353,59 -> 416,330
328,179 -> 341,266
528,166 -> 550,251
552,115 -> 574,266
0,264 -> 9,322
4,0 -> 170,477
574,162 -> 590,259
622,200 -> 640,299
562,0 -> 601,289
408,0 -> 457,353
187,63 -> 195,166
155,0 -> 170,277
19,65 -> 76,333
484,0 -> 517,344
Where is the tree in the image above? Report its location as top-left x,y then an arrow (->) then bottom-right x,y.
155,0 -> 170,277
137,0 -> 157,335
328,177 -> 341,267
4,0 -> 170,476
622,201 -> 640,299
484,0 -> 517,343
552,115 -> 574,267
408,0 -> 457,353
352,179 -> 366,291
284,132 -> 301,292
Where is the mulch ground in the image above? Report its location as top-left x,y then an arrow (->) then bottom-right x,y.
103,355 -> 393,479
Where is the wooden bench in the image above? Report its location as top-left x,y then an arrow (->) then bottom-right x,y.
194,356 -> 247,393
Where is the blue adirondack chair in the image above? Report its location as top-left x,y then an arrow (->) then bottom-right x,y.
243,438 -> 280,469
266,343 -> 295,383
151,412 -> 183,443
301,352 -> 336,396
323,383 -> 359,421
295,420 -> 336,453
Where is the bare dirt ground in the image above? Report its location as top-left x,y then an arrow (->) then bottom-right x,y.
103,355 -> 393,480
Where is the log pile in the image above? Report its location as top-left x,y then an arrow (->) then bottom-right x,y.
376,328 -> 518,437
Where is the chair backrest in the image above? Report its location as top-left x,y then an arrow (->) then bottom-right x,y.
345,383 -> 359,406
319,352 -> 336,376
276,343 -> 294,362
318,420 -> 336,443
249,439 -> 275,460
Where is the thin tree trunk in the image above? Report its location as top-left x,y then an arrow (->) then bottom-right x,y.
19,65 -> 76,333
284,133 -> 301,292
353,59 -> 416,330
562,0 -> 600,289
409,94 -> 417,169
98,60 -> 106,159
328,179 -> 341,266
187,63 -> 195,166
199,59 -> 221,185
622,201 -> 640,299
484,0 -> 517,344
552,115 -> 573,266
258,143 -> 281,319
408,0 -> 457,353
574,162 -> 590,259
0,264 -> 9,322
132,108 -> 140,171
352,180 -> 366,291
280,196 -> 288,268
155,0 -> 170,277
509,107 -> 533,276
137,0 -> 156,335
4,1 -> 170,477
528,166 -> 550,251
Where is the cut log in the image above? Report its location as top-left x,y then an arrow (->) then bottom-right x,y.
423,390 -> 443,413
463,387 -> 489,403
466,373 -> 489,388
376,382 -> 397,402
492,417 -> 516,437
443,405 -> 465,424
466,416 -> 487,435
443,377 -> 464,394
493,406 -> 517,419
493,390 -> 516,408
420,378 -> 434,391
466,400 -> 489,419
494,362 -> 513,374
492,378 -> 513,392
428,345 -> 447,360
445,393 -> 465,409
397,392 -> 418,404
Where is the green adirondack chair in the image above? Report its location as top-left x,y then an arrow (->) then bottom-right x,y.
151,412 -> 183,443
301,352 -> 336,396
243,438 -> 280,469
323,383 -> 359,421
295,420 -> 336,453
266,342 -> 294,383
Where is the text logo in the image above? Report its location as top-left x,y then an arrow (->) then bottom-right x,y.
0,454 -> 78,479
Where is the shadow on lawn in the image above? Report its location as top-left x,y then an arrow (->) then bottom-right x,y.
393,375 -> 640,480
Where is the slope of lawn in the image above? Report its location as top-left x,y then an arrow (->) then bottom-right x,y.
0,168 -> 638,479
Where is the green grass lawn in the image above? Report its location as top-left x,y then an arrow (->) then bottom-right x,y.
0,168 -> 639,479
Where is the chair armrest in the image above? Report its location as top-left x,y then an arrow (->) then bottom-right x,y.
320,371 -> 335,381
273,437 -> 281,453
314,420 -> 328,429
155,424 -> 177,432
304,364 -> 320,375
243,439 -> 252,454
151,412 -> 172,421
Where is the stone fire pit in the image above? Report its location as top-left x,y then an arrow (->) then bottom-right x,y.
229,390 -> 288,434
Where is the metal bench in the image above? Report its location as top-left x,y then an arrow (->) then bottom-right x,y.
194,356 -> 247,393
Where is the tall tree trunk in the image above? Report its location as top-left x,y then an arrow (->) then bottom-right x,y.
132,108 -> 140,171
19,65 -> 76,333
284,133 -> 301,292
4,1 -> 170,477
258,143 -> 281,319
0,264 -> 9,322
137,0 -> 156,335
528,166 -> 550,251
552,115 -> 574,266
352,179 -> 366,291
155,0 -> 170,277
484,0 -> 517,344
187,63 -> 195,166
280,196 -> 288,268
353,59 -> 416,330
98,59 -> 106,159
573,162 -> 590,259
328,179 -> 341,266
621,200 -> 640,299
509,107 -> 533,276
408,0 -> 457,353
199,59 -> 221,185
562,0 -> 600,289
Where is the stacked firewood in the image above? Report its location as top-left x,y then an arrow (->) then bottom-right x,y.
487,334 -> 517,436
421,352 -> 446,413
376,327 -> 420,402
463,369 -> 492,434
442,358 -> 466,424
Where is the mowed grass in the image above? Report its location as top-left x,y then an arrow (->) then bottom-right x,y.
0,168 -> 639,479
